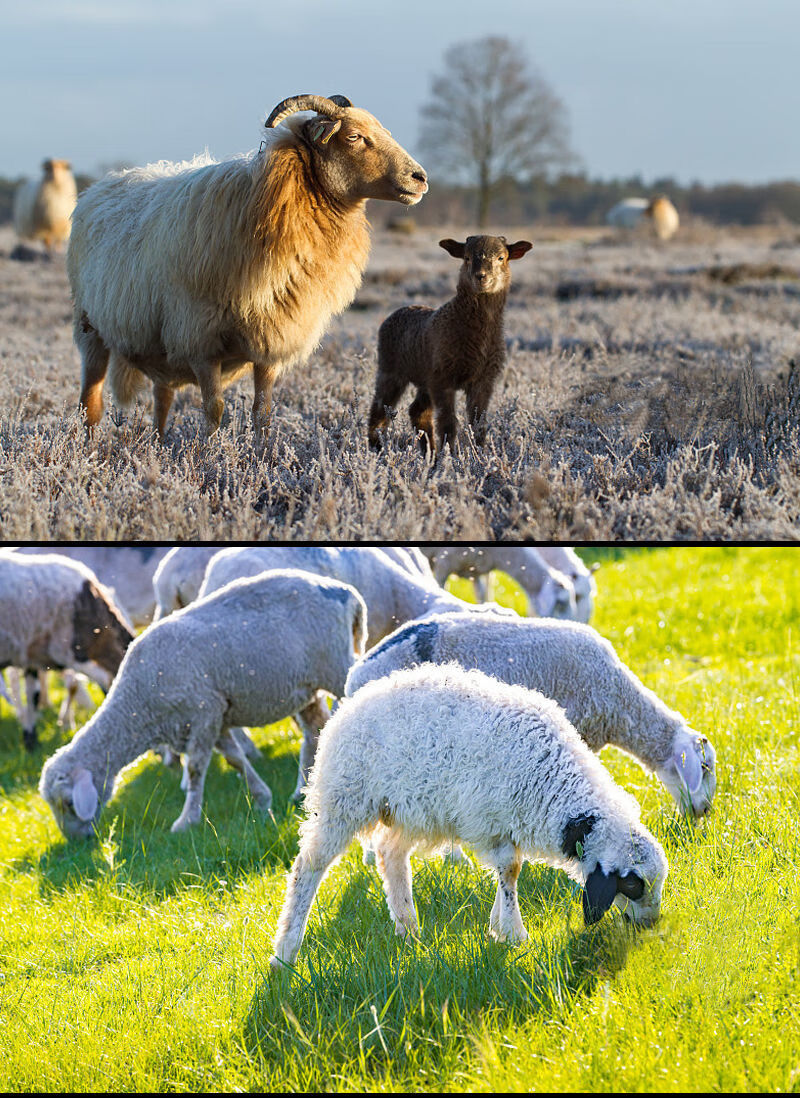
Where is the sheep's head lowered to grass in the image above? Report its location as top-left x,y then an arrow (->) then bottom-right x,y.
265,94 -> 428,208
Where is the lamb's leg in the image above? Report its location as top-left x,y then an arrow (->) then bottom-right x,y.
153,383 -> 175,439
22,668 -> 40,752
231,726 -> 261,760
368,372 -> 409,449
409,388 -> 434,452
171,737 -> 215,832
432,388 -> 458,453
290,693 -> 331,803
57,670 -> 80,730
464,373 -> 497,447
77,318 -> 110,430
216,728 -> 272,813
374,829 -> 419,937
486,842 -> 527,943
252,362 -> 275,437
191,360 -> 224,434
270,814 -> 356,969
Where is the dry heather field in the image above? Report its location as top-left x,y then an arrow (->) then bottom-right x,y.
1,221 -> 799,541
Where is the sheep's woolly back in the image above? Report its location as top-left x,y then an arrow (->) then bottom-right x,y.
68,128 -> 370,371
345,613 -> 687,770
304,663 -> 642,871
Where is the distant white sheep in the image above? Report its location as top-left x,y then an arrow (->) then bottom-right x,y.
423,545 -> 577,619
346,613 -> 717,818
606,195 -> 679,240
13,159 -> 77,250
270,663 -> 668,968
152,547 -> 221,621
40,569 -> 366,837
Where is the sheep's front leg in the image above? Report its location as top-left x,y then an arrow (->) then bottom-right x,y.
22,668 -> 41,752
290,693 -> 331,803
375,829 -> 419,937
368,372 -> 408,449
486,841 -> 527,943
171,739 -> 214,832
217,728 -> 272,813
432,388 -> 458,453
252,362 -> 275,437
409,388 -> 434,453
153,383 -> 175,440
464,372 -> 498,447
191,360 -> 224,434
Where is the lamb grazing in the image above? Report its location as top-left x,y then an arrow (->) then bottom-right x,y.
39,569 -> 367,839
368,235 -> 532,453
15,546 -> 168,628
13,159 -> 78,251
346,613 -> 717,818
606,197 -> 650,229
152,547 -> 222,621
536,546 -> 598,624
270,663 -> 668,969
0,552 -> 134,750
68,94 -> 427,439
423,545 -> 577,620
200,546 -> 515,801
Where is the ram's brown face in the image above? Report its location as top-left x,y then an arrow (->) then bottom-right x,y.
308,107 -> 428,206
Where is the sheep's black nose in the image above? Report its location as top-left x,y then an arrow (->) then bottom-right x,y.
412,170 -> 427,184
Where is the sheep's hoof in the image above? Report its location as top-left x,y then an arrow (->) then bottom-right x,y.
170,816 -> 196,833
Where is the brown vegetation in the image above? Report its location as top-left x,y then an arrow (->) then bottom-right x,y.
0,224 -> 798,540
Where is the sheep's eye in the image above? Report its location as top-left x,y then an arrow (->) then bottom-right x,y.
346,133 -> 363,144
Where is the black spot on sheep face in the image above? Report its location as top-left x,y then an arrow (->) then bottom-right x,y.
581,833 -> 668,927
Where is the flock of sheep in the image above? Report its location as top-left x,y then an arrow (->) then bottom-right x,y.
13,93 -> 679,454
0,545 -> 715,971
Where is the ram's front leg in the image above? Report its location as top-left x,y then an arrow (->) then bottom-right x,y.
252,362 -> 275,438
191,360 -> 224,434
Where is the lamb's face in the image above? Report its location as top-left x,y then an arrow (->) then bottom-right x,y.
440,235 -> 533,294
610,832 -> 669,927
534,571 -> 577,620
40,760 -> 100,840
657,729 -> 717,817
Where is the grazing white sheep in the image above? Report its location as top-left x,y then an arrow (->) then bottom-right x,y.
69,94 -> 427,438
0,552 -> 134,750
346,613 -> 717,818
606,197 -> 650,229
423,545 -> 577,620
199,546 -> 514,802
15,546 -> 167,628
152,547 -> 221,621
39,569 -> 366,838
270,663 -> 668,969
536,546 -> 598,623
13,158 -> 77,250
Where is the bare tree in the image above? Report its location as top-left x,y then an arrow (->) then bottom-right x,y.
419,36 -> 576,226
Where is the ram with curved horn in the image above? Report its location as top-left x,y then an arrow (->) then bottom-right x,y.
68,94 -> 427,438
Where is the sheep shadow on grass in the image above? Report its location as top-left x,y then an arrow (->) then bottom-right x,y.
243,853 -> 641,1069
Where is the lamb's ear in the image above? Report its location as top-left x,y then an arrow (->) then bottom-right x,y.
582,865 -> 618,925
506,240 -> 533,260
672,743 -> 703,794
439,239 -> 466,259
71,767 -> 98,822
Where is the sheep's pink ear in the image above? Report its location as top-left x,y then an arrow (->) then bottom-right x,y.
672,745 -> 703,794
71,767 -> 98,821
506,240 -> 533,260
308,118 -> 342,146
439,239 -> 466,259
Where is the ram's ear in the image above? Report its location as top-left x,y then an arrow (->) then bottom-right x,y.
582,864 -> 618,925
306,117 -> 342,146
439,238 -> 466,259
71,767 -> 99,822
506,240 -> 533,260
672,743 -> 703,794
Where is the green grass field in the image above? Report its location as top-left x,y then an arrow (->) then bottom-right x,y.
0,547 -> 798,1091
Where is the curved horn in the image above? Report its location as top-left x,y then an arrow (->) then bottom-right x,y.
265,94 -> 351,129
328,95 -> 353,108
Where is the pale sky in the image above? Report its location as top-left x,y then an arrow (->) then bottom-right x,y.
2,0 -> 798,184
